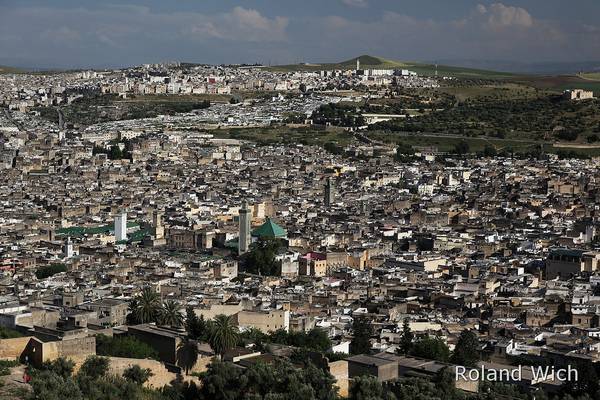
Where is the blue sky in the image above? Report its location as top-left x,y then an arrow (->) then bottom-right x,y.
0,0 -> 599,68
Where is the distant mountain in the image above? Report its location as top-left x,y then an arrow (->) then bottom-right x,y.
271,55 -> 516,79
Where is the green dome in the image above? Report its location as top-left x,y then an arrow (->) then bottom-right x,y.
252,217 -> 287,238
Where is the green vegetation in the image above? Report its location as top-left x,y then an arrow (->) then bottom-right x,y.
268,328 -> 332,353
185,307 -> 208,341
128,287 -> 161,324
368,132 -> 600,158
122,365 -> 153,385
369,94 -> 600,141
215,125 -> 353,147
240,237 -> 284,276
450,330 -> 480,367
0,359 -> 19,376
0,326 -> 24,339
207,314 -> 239,360
311,103 -> 365,127
35,263 -> 67,279
40,358 -> 75,379
96,334 -> 159,359
398,318 -> 414,355
27,354 -> 598,400
580,72 -> 600,81
158,300 -> 183,327
29,355 -> 163,400
411,336 -> 451,362
197,359 -> 338,400
350,315 -> 373,355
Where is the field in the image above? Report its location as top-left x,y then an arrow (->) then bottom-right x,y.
580,72 -> 600,81
212,126 -> 354,147
511,75 -> 600,93
437,83 -> 547,102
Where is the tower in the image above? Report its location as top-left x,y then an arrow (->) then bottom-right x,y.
153,210 -> 164,239
114,212 -> 127,242
356,58 -> 360,71
63,237 -> 73,259
324,177 -> 334,207
238,200 -> 251,254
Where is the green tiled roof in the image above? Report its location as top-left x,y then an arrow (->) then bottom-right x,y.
252,217 -> 287,238
57,222 -> 139,237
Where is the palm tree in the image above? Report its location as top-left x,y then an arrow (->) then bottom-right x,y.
131,287 -> 160,324
159,299 -> 183,327
176,338 -> 199,375
207,314 -> 239,360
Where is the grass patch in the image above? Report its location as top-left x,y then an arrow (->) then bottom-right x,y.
0,327 -> 24,339
96,334 -> 159,360
213,126 -> 354,147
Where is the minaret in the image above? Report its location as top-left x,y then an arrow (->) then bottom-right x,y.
238,200 -> 251,254
114,212 -> 127,242
63,237 -> 73,259
324,178 -> 334,208
153,211 -> 164,239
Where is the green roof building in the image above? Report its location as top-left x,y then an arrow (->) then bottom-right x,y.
251,217 -> 287,239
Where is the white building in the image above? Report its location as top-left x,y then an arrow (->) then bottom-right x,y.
114,212 -> 127,242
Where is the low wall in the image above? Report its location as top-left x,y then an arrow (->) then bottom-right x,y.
0,337 -> 33,360
106,357 -> 177,388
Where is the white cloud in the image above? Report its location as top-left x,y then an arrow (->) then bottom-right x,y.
341,0 -> 368,8
479,3 -> 533,31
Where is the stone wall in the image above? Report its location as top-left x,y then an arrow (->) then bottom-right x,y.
0,337 -> 32,360
329,360 -> 348,397
106,356 -> 177,388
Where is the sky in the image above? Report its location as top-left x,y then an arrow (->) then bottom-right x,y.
1,0 -> 599,69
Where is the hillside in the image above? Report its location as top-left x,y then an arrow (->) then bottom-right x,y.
270,55 -> 515,79
0,65 -> 25,74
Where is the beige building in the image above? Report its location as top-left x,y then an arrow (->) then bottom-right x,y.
546,249 -> 600,280
236,310 -> 290,334
564,89 -> 594,101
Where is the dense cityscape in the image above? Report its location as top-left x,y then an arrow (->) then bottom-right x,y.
3,1 -> 600,400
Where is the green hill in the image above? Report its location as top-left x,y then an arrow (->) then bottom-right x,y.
0,65 -> 25,74
270,55 -> 515,79
580,71 -> 600,81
